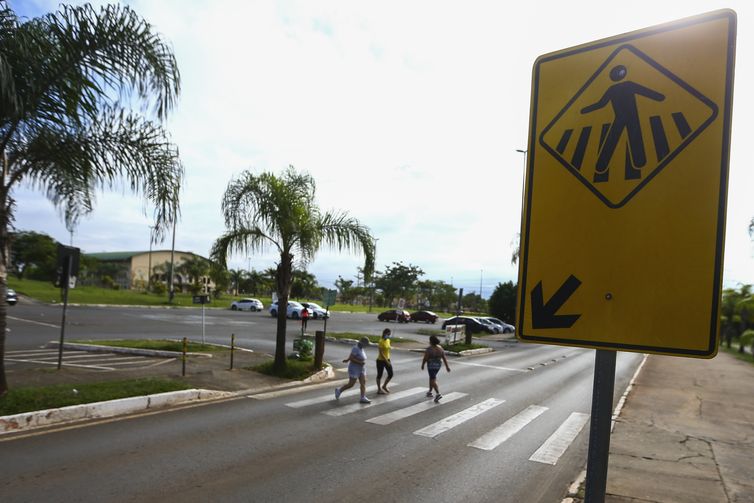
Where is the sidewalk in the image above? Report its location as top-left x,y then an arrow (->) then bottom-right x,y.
574,350 -> 754,503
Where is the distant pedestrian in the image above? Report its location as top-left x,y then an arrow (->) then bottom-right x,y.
300,307 -> 309,334
376,328 -> 393,394
421,335 -> 450,403
335,336 -> 371,403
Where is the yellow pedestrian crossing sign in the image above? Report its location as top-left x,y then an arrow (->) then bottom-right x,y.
517,10 -> 736,357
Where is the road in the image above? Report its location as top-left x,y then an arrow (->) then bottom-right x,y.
1,300 -> 645,502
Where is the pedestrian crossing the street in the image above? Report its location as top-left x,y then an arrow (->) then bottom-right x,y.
280,386 -> 589,466
5,348 -> 174,371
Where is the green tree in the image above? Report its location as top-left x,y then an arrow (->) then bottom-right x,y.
228,268 -> 244,295
489,281 -> 517,324
208,262 -> 230,298
335,275 -> 355,304
375,262 -> 424,307
176,256 -> 210,295
416,279 -> 457,311
290,269 -> 319,299
0,2 -> 182,395
211,166 -> 375,372
9,230 -> 58,280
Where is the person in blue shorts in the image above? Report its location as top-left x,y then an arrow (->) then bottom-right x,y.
421,335 -> 450,403
335,336 -> 371,403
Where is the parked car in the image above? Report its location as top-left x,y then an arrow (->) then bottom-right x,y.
409,310 -> 438,323
301,302 -> 329,319
477,317 -> 501,334
6,288 -> 17,306
441,316 -> 495,334
377,309 -> 410,323
269,301 -> 312,319
230,298 -> 263,312
484,317 -> 515,334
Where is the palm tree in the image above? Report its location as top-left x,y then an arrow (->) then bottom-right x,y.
0,2 -> 182,395
211,166 -> 375,372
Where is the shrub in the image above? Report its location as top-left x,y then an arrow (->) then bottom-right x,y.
740,329 -> 754,358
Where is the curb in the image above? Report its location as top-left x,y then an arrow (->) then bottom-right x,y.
1,361 -> 335,436
0,389 -> 232,436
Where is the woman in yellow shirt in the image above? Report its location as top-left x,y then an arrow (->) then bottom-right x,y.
376,329 -> 393,394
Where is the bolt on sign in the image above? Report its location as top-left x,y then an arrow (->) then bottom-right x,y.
517,10 -> 736,357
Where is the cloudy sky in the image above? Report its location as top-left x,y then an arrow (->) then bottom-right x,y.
10,0 -> 754,295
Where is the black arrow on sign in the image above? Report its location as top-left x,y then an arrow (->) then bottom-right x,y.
531,275 -> 582,329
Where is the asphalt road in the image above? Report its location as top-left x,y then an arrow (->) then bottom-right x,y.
1,299 -> 645,502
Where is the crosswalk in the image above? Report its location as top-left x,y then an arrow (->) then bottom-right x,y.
5,349 -> 174,371
279,386 -> 588,466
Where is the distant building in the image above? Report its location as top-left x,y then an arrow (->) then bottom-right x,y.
85,250 -> 214,293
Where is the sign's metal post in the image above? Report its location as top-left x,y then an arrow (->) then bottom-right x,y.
57,254 -> 72,370
584,349 -> 617,503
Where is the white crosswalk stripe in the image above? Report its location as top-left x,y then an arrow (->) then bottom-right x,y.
324,387 -> 426,417
468,405 -> 549,451
286,385 -> 381,408
366,392 -> 467,425
414,398 -> 505,438
529,412 -> 589,465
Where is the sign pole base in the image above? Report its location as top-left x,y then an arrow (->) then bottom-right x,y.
585,349 -> 617,503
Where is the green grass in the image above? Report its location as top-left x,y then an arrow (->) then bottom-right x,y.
70,339 -> 226,353
251,358 -> 327,380
0,378 -> 191,416
327,332 -> 416,344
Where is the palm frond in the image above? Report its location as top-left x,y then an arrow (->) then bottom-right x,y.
317,210 -> 376,280
210,226 -> 276,268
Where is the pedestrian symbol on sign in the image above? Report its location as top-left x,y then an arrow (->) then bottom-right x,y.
540,44 -> 718,209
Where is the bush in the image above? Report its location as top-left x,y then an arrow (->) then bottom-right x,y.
740,329 -> 754,357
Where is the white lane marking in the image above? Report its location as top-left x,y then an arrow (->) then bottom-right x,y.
366,392 -> 467,425
286,385 -> 381,408
7,316 -> 60,329
324,387 -> 426,417
452,361 -> 528,373
6,350 -> 87,357
414,398 -> 505,438
468,405 -> 549,451
529,412 -> 589,465
4,359 -> 116,370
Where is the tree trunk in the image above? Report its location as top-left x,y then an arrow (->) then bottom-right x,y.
273,252 -> 293,373
0,152 -> 10,396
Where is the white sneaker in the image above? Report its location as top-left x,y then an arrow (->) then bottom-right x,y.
335,388 -> 341,400
360,396 -> 371,404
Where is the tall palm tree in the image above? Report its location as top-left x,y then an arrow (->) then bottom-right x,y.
211,166 -> 375,372
0,2 -> 182,395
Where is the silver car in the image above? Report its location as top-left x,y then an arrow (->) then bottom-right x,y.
484,317 -> 515,334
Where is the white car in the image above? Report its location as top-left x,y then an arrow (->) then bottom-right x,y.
269,301 -> 312,319
484,317 -> 515,334
230,298 -> 264,312
302,302 -> 329,319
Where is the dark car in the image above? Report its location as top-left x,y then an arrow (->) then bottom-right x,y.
441,316 -> 495,334
377,309 -> 410,323
6,288 -> 17,306
409,310 -> 438,323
